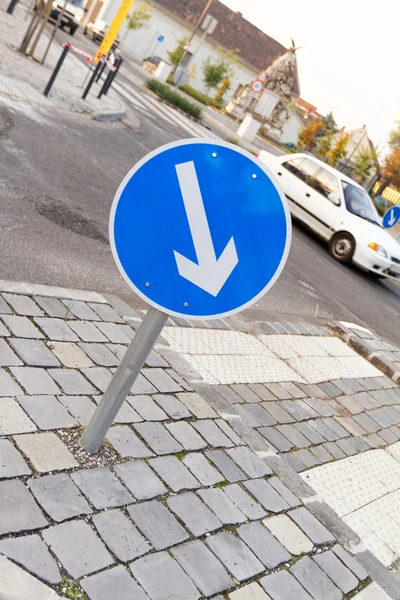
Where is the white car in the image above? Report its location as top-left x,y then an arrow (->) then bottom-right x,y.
257,151 -> 400,281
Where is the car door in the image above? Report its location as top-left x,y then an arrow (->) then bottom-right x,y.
278,157 -> 321,229
303,164 -> 344,239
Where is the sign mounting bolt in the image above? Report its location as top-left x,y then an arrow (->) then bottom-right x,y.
145,282 -> 150,287
252,174 -> 257,179
212,152 -> 217,158
184,302 -> 189,307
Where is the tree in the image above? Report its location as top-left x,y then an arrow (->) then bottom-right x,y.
388,121 -> 400,149
321,111 -> 337,134
316,132 -> 333,159
214,76 -> 231,104
122,2 -> 151,47
375,148 -> 400,195
167,37 -> 188,69
297,119 -> 324,151
353,147 -> 379,183
202,47 -> 238,93
326,133 -> 350,167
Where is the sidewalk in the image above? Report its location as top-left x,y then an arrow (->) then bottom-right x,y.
0,0 -> 125,120
0,278 -> 400,599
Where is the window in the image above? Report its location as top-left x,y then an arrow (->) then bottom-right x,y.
282,158 -> 306,180
313,167 -> 341,200
342,182 -> 381,225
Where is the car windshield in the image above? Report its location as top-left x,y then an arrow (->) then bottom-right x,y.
70,0 -> 83,6
342,181 -> 381,226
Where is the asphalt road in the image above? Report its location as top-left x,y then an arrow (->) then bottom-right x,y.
0,37 -> 399,345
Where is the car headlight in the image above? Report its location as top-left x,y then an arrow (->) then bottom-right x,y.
75,14 -> 82,21
368,242 -> 388,258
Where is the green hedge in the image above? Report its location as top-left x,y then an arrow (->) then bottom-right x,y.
179,85 -> 222,109
146,79 -> 202,120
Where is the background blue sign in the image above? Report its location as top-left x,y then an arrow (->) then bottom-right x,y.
110,140 -> 291,319
383,205 -> 400,229
157,35 -> 164,42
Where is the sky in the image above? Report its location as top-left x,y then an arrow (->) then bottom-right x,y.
220,0 -> 400,154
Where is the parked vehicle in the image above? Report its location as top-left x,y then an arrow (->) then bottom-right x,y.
257,152 -> 400,281
49,0 -> 84,35
85,20 -> 120,49
142,55 -> 162,74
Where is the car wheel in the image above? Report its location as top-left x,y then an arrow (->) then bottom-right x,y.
70,24 -> 78,35
329,232 -> 355,264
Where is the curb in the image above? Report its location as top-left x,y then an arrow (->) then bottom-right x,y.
92,107 -> 127,122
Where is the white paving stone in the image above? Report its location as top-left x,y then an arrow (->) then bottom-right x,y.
386,441 -> 400,463
343,512 -> 397,567
0,555 -> 61,600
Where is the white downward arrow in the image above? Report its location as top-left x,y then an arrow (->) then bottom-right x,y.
389,210 -> 396,226
173,161 -> 239,296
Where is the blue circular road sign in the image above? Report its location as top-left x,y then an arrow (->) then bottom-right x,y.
157,35 -> 164,42
383,205 -> 400,229
110,139 -> 291,319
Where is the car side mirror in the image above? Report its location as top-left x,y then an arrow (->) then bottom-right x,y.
328,192 -> 340,206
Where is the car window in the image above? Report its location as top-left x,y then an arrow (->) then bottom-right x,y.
312,167 -> 341,201
301,158 -> 320,189
342,182 -> 381,225
282,158 -> 306,180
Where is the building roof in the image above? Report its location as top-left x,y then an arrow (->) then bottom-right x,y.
154,0 -> 287,71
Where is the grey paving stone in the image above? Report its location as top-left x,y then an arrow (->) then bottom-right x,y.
206,449 -> 247,482
142,368 -> 182,393
248,383 -> 277,401
79,342 -> 119,366
128,500 -> 189,550
335,416 -> 366,436
265,382 -> 293,400
47,368 -> 96,395
167,492 -> 222,536
0,533 -> 61,584
71,467 -> 133,509
67,320 -> 107,342
216,384 -> 246,404
347,436 -> 371,452
336,437 -> 358,455
242,403 -> 278,426
291,555 -> 341,600
14,432 -> 77,472
128,395 -> 168,421
322,417 -> 350,438
18,395 -> 77,429
234,404 -> 261,428
323,441 -> 346,459
281,381 -> 307,398
263,514 -> 313,555
280,452 -> 304,473
0,339 -> 23,366
238,521 -> 291,568
0,295 -> 12,314
317,381 -> 342,398
130,373 -> 158,395
229,582 -> 272,599
313,550 -> 358,593
149,456 -> 200,491
303,397 -> 335,417
292,449 -> 320,469
365,432 -> 386,448
192,419 -> 234,447
277,424 -> 311,448
337,395 -> 364,414
332,544 -> 368,580
61,299 -> 99,320
131,551 -> 200,600
369,407 -> 394,428
0,397 -> 36,434
258,426 -> 293,451
82,565 -> 149,600
172,540 -> 234,596
177,391 -> 218,418
152,393 -> 191,419
49,341 -> 94,368
243,479 -> 289,513
93,508 -> 151,561
11,366 -> 60,394
3,293 -> 43,316
198,488 -> 247,524
134,422 -> 183,455
378,428 -> 399,444
88,302 -> 124,322
145,350 -> 169,368
307,419 -> 338,441
217,419 -> 243,445
261,402 -> 295,424
350,583 -> 393,599
183,452 -> 224,485
294,421 -> 325,445
57,395 -> 96,426
0,438 -> 31,478
81,366 -> 112,392
260,570 -> 313,600
289,507 -> 335,544
227,446 -> 272,477
232,384 -> 263,403
281,400 -> 318,421
107,425 -> 153,458
28,472 -> 91,522
224,483 -> 267,519
206,531 -> 264,582
115,460 -> 167,499
0,321 -> 10,337
1,315 -> 44,338
268,477 -> 301,508
43,519 -> 113,578
34,317 -> 79,341
310,445 -> 334,464
166,422 -> 207,451
0,480 -> 48,535
34,296 -> 73,319
8,338 -> 59,367
352,391 -> 376,410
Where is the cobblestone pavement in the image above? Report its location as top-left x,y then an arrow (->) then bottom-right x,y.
0,280 -> 399,599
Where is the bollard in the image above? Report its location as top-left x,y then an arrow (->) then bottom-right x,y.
82,60 -> 102,100
95,56 -> 107,83
103,56 -> 123,96
97,66 -> 114,99
43,44 -> 70,97
7,0 -> 19,14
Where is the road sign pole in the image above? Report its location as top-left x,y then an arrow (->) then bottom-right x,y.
80,307 -> 168,453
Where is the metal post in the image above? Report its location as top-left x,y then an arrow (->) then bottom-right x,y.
43,44 -> 70,97
95,57 -> 107,82
82,60 -> 102,99
41,0 -> 68,64
97,64 -> 114,98
103,56 -> 122,96
80,307 -> 168,453
7,0 -> 19,15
